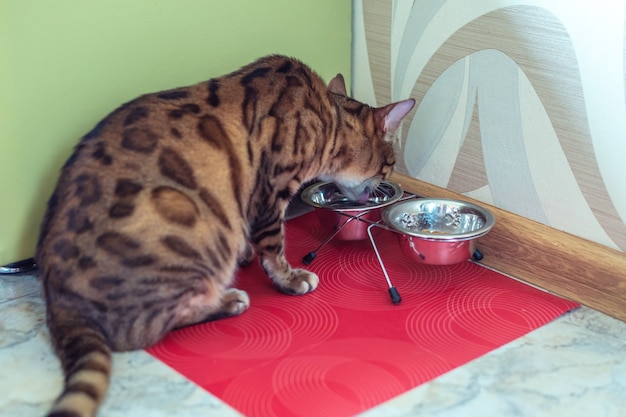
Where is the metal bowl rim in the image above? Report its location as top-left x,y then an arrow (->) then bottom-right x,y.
382,198 -> 496,240
300,180 -> 404,212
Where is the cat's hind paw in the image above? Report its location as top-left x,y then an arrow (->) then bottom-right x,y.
221,288 -> 250,317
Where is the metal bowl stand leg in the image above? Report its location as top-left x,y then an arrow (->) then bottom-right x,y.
367,223 -> 401,304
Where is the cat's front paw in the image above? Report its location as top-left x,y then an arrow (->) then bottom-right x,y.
276,268 -> 319,295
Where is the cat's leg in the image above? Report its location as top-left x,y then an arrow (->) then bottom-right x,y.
253,219 -> 319,295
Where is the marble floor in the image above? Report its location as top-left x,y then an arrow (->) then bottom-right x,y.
1,271 -> 625,417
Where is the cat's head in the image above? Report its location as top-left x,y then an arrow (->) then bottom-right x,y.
320,74 -> 415,202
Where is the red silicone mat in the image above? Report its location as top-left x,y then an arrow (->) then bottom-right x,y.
147,210 -> 579,417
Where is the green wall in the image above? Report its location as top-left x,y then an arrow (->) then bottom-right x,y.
0,0 -> 351,265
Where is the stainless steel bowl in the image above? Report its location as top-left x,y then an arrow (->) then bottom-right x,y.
300,180 -> 404,240
382,198 -> 495,265
300,180 -> 404,212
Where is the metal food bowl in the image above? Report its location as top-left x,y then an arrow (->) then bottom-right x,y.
382,198 -> 495,265
300,180 -> 403,240
301,180 -> 403,212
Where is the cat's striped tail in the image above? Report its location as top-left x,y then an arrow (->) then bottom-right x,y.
46,320 -> 112,417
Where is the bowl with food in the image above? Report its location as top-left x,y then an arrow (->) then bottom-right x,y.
382,198 -> 495,265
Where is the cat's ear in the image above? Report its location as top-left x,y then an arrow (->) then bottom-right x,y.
328,74 -> 348,96
374,99 -> 415,136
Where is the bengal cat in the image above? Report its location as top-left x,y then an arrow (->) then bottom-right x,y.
36,54 -> 415,417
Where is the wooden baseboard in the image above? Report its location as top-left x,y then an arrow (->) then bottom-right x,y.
389,172 -> 626,323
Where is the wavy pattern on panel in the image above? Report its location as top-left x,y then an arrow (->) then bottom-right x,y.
406,49 -> 551,224
362,0 -> 392,106
356,1 -> 626,250
448,90 -> 487,193
413,6 -> 626,249
393,1 -> 447,101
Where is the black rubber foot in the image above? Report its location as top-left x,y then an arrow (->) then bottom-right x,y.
388,287 -> 402,304
473,248 -> 484,261
302,252 -> 316,265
